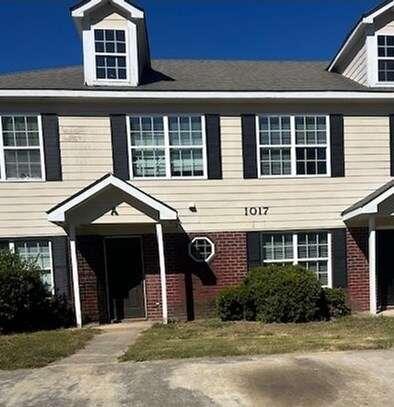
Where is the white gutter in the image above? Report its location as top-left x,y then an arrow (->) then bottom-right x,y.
1,89 -> 394,100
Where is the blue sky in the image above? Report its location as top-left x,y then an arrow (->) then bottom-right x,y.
0,0 -> 382,73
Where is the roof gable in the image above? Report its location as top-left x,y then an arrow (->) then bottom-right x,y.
70,0 -> 144,19
328,0 -> 394,72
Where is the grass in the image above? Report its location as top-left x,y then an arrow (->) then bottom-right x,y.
122,316 -> 394,362
0,328 -> 98,370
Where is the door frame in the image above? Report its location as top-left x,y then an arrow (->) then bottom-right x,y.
103,235 -> 147,322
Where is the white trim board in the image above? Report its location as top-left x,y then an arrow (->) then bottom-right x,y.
2,90 -> 394,100
47,174 -> 178,224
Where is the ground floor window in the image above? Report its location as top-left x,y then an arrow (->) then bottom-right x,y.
261,231 -> 331,286
0,240 -> 54,292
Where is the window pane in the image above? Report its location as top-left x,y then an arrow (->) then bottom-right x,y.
262,234 -> 293,261
295,116 -> 327,145
170,148 -> 203,177
260,148 -> 291,176
5,149 -> 42,179
296,147 -> 327,175
15,241 -> 53,290
129,116 -> 164,146
190,238 -> 214,262
169,116 -> 203,146
132,149 -> 166,177
259,116 -> 291,146
378,59 -> 394,82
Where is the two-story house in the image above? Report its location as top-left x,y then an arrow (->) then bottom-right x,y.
1,0 -> 394,326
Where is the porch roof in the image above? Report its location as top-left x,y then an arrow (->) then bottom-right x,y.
342,180 -> 394,222
47,173 -> 178,225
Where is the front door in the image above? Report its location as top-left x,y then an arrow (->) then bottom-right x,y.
378,231 -> 394,308
105,237 -> 146,320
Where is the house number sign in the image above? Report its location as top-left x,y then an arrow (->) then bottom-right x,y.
244,206 -> 270,216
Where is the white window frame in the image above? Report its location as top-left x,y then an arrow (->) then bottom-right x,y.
1,239 -> 54,294
0,114 -> 46,182
94,28 -> 128,82
127,114 -> 208,180
375,34 -> 394,85
256,114 -> 331,178
261,231 -> 332,288
188,236 -> 215,263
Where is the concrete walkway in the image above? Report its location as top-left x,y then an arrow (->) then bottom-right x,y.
55,320 -> 152,366
2,335 -> 394,406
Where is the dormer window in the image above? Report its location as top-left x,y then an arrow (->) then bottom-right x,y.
95,29 -> 127,81
71,0 -> 151,88
378,35 -> 394,82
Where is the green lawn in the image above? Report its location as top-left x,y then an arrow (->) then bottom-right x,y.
122,316 -> 394,362
0,328 -> 98,370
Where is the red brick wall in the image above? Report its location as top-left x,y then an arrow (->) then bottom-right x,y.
76,231 -> 248,322
347,228 -> 370,311
77,236 -> 107,324
143,231 -> 248,321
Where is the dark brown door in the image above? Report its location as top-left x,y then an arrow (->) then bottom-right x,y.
378,231 -> 394,308
105,237 -> 145,320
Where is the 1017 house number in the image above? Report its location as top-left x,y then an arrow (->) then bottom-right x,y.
244,206 -> 269,216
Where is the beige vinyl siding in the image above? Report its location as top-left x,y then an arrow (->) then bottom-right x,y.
0,115 -> 390,237
343,42 -> 368,86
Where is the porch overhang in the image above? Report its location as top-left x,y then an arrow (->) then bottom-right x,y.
47,173 -> 178,226
341,180 -> 394,223
47,173 -> 177,328
341,180 -> 394,316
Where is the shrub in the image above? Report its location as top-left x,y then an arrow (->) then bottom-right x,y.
319,288 -> 350,320
245,265 -> 322,323
216,286 -> 256,321
0,250 -> 74,333
216,264 -> 349,323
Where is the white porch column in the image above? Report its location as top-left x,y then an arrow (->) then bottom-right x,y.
155,222 -> 168,324
69,226 -> 82,328
369,216 -> 378,315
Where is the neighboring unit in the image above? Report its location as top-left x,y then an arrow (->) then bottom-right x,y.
1,0 -> 394,326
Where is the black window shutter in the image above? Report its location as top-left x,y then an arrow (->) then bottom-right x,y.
51,236 -> 70,299
242,115 -> 258,179
247,232 -> 261,269
205,114 -> 222,179
330,115 -> 345,177
110,115 -> 130,180
42,114 -> 62,181
390,115 -> 394,176
331,229 -> 347,288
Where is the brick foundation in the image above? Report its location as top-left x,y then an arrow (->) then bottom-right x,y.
77,231 -> 247,322
346,228 -> 370,311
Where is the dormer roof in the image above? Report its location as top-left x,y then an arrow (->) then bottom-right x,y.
328,0 -> 394,72
70,0 -> 144,19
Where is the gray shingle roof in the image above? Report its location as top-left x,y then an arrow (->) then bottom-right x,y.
0,60 -> 370,92
342,180 -> 394,216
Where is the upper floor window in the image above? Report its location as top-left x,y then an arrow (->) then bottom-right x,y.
261,232 -> 331,286
128,115 -> 206,179
378,35 -> 394,82
0,115 -> 44,181
95,29 -> 127,81
257,115 -> 329,177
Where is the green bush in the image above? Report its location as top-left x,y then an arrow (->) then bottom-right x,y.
216,286 -> 256,321
245,265 -> 322,323
319,288 -> 350,320
216,264 -> 350,323
0,250 -> 74,333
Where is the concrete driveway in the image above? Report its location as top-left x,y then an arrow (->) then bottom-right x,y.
1,347 -> 394,406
